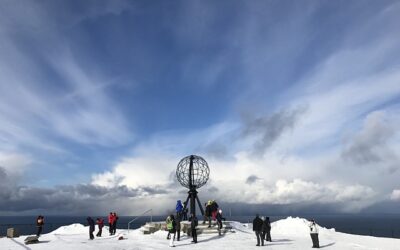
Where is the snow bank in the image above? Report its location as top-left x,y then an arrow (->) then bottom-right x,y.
272,216 -> 335,236
49,223 -> 88,235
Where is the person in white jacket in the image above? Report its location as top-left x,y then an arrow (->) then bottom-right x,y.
309,219 -> 319,248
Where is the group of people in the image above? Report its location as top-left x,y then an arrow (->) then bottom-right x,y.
253,215 -> 320,248
166,212 -> 199,247
85,217 -> 105,240
165,199 -> 226,247
252,214 -> 272,246
204,200 -> 219,228
165,200 -> 191,247
108,212 -> 119,235
85,212 -> 118,240
34,209 -> 320,248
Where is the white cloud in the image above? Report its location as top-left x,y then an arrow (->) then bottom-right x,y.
390,190 -> 400,201
91,147 -> 378,212
0,151 -> 31,177
92,154 -> 177,189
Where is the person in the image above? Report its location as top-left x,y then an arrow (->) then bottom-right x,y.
175,212 -> 182,241
166,214 -> 176,247
166,215 -> 172,239
210,200 -> 219,221
309,219 -> 320,248
261,216 -> 267,243
216,209 -> 226,236
205,201 -> 212,227
87,217 -> 95,240
96,218 -> 104,237
36,215 -> 44,237
253,214 -> 264,246
189,213 -> 198,243
112,212 -> 119,235
108,212 -> 115,235
176,200 -> 183,216
264,217 -> 272,242
182,202 -> 188,220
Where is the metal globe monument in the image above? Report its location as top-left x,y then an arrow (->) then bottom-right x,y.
176,155 -> 210,217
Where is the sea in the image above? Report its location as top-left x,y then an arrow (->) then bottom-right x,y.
1,214 -> 400,238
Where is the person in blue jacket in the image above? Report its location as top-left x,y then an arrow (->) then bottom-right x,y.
176,200 -> 183,216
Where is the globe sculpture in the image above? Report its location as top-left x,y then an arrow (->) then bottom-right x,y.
176,155 -> 210,217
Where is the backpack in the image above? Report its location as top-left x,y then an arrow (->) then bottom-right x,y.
166,217 -> 173,230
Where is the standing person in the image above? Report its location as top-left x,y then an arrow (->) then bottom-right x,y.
166,215 -> 172,239
36,215 -> 44,237
205,201 -> 212,227
253,214 -> 264,246
261,216 -> 267,243
166,214 -> 176,247
189,213 -> 198,243
216,209 -> 226,236
211,200 -> 219,221
112,212 -> 119,235
182,202 -> 188,220
265,217 -> 272,242
176,200 -> 183,216
108,212 -> 115,235
87,217 -> 95,240
96,218 -> 104,237
175,212 -> 182,241
309,219 -> 320,248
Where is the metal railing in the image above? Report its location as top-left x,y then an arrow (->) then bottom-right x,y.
127,209 -> 153,234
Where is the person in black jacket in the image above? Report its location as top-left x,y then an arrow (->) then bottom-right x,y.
261,216 -> 267,243
175,213 -> 182,241
87,217 -> 95,240
168,214 -> 176,247
36,215 -> 44,237
112,212 -> 119,235
265,217 -> 272,242
182,202 -> 188,220
253,214 -> 264,246
189,213 -> 198,243
216,209 -> 226,236
204,202 -> 212,227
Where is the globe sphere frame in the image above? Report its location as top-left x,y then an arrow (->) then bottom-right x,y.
176,155 -> 210,217
176,155 -> 210,189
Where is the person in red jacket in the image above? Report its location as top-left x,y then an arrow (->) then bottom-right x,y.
96,218 -> 104,237
108,212 -> 115,235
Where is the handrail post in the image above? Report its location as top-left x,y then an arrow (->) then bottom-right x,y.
127,209 -> 153,234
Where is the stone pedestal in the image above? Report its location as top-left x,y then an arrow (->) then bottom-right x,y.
7,228 -> 19,238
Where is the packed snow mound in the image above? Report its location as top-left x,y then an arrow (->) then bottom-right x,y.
2,217 -> 400,250
272,216 -> 335,236
50,223 -> 88,235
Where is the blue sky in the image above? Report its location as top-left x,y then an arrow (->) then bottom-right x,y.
0,0 -> 400,215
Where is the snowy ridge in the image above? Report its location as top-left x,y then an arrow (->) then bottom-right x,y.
2,217 -> 399,250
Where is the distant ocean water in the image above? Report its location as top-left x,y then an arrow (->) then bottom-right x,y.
1,214 -> 400,238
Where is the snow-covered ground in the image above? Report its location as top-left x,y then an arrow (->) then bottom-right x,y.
2,217 -> 399,250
